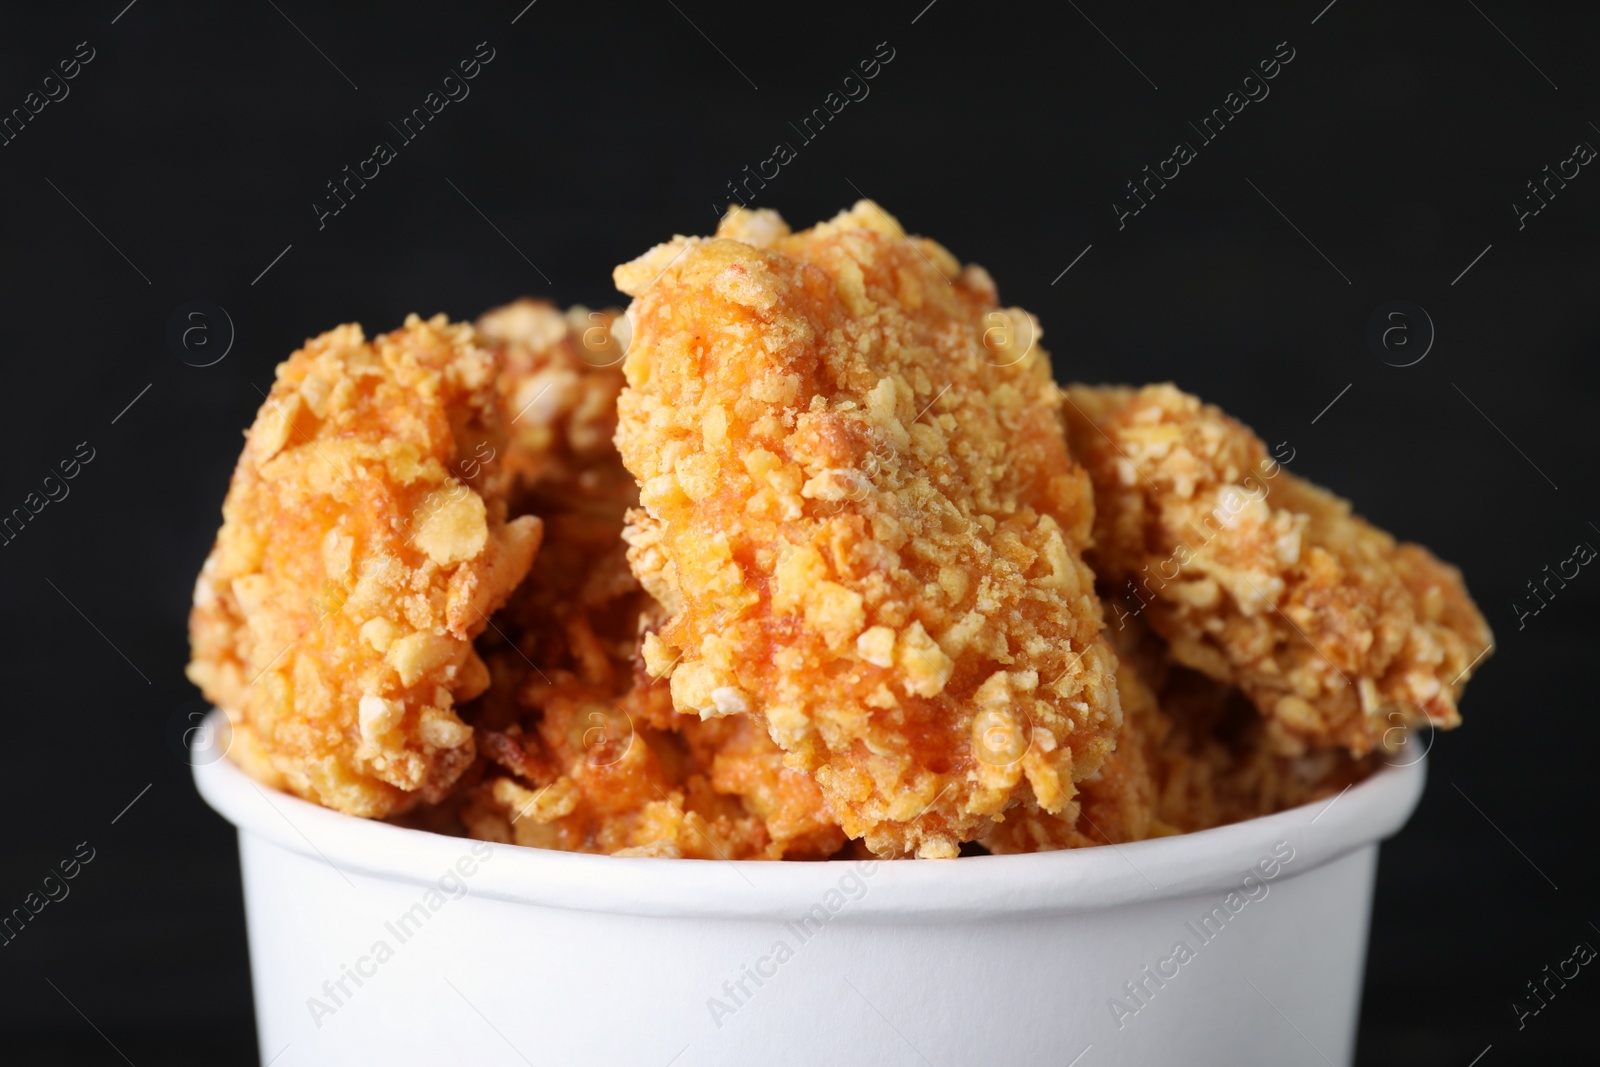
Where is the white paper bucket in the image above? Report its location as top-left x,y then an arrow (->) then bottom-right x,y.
192,710 -> 1424,1066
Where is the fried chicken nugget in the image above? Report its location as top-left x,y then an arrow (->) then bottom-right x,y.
1064,383 -> 1492,757
186,314 -> 541,816
613,203 -> 1121,858
448,300 -> 844,859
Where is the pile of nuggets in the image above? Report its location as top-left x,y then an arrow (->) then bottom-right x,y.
187,202 -> 1493,860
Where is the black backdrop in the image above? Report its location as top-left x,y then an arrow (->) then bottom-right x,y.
1,1 -> 1596,1063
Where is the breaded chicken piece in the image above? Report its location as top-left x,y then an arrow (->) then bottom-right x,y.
441,301 -> 845,859
1064,383 -> 1492,757
186,315 -> 541,817
613,203 -> 1120,858
981,619 -> 1369,853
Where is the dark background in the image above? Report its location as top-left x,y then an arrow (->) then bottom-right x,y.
1,1 -> 1595,1063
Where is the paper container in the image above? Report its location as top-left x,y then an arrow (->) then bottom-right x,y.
193,710 -> 1424,1066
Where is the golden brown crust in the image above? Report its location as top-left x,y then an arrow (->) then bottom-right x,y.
613,203 -> 1120,857
1064,383 -> 1492,757
186,315 -> 541,816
